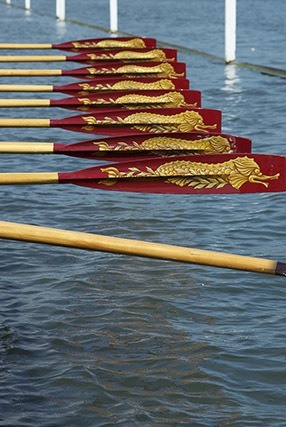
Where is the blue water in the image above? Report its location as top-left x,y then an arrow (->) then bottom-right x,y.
0,1 -> 285,425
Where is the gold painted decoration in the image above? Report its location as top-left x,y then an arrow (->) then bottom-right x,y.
77,92 -> 196,110
72,38 -> 147,49
100,157 -> 280,190
86,63 -> 184,78
86,49 -> 174,62
77,79 -> 176,94
92,135 -> 232,154
82,111 -> 217,133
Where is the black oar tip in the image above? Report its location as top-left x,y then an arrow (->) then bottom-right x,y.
275,262 -> 286,277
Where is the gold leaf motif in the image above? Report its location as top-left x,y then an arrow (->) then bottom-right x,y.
100,157 -> 280,190
82,111 -> 216,133
86,63 -> 184,78
111,92 -> 195,108
87,49 -> 171,62
138,135 -> 231,152
72,38 -> 147,49
121,110 -> 217,132
77,79 -> 176,92
110,79 -> 176,90
78,92 -> 195,109
92,136 -> 231,154
81,115 -> 119,132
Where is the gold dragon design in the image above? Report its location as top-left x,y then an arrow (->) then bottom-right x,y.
92,135 -> 232,154
72,38 -> 148,49
82,110 -> 217,133
77,92 -> 196,110
99,157 -> 280,190
86,49 -> 174,62
86,63 -> 184,78
77,79 -> 176,94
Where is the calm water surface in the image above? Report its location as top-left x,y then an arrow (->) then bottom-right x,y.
0,1 -> 285,426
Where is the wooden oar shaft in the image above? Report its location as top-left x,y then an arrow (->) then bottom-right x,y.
0,84 -> 54,92
0,44 -> 52,49
0,55 -> 67,62
0,221 -> 284,276
0,172 -> 58,184
0,69 -> 62,76
0,99 -> 50,107
0,142 -> 54,153
0,119 -> 50,127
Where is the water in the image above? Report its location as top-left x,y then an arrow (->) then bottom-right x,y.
0,1 -> 285,425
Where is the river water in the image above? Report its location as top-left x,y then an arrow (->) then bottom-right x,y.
0,1 -> 285,425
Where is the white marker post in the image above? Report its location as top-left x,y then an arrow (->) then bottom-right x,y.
25,0 -> 31,10
225,0 -> 236,63
110,0 -> 118,33
56,0 -> 66,21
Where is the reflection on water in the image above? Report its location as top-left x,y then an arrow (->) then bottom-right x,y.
223,64 -> 242,94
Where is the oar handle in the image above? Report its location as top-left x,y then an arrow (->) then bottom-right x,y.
0,221 -> 284,276
0,70 -> 61,76
0,84 -> 53,92
0,44 -> 52,49
0,172 -> 58,184
0,119 -> 50,127
0,99 -> 50,107
0,55 -> 66,62
0,142 -> 54,153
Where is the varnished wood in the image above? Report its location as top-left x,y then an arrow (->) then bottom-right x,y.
0,55 -> 67,62
0,142 -> 54,153
0,69 -> 62,76
0,119 -> 50,127
0,221 -> 281,276
0,172 -> 58,184
0,84 -> 54,92
0,44 -> 52,49
0,99 -> 50,107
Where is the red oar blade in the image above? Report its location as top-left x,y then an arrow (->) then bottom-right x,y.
53,37 -> 157,52
58,154 -> 286,194
50,90 -> 201,111
51,107 -> 222,136
65,48 -> 177,63
54,77 -> 190,94
61,62 -> 187,79
0,90 -> 201,111
55,132 -> 252,161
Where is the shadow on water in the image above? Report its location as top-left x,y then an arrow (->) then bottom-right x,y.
0,257 -> 243,425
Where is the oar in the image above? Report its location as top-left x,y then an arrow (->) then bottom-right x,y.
0,132 -> 251,162
0,90 -> 201,112
0,48 -> 177,63
0,77 -> 190,94
0,154 -> 283,195
0,36 -> 157,51
0,220 -> 285,277
0,61 -> 186,79
0,107 -> 222,136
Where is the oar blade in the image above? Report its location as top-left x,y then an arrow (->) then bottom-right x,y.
52,37 -> 157,52
50,90 -> 201,111
55,77 -> 190,94
61,61 -> 187,79
59,153 -> 286,195
56,132 -> 251,161
51,107 -> 222,136
66,48 -> 178,63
